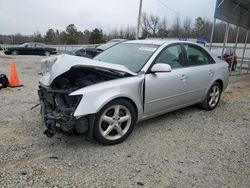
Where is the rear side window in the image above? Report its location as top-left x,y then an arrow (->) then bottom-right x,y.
184,44 -> 215,66
36,43 -> 45,47
27,43 -> 35,48
76,49 -> 86,56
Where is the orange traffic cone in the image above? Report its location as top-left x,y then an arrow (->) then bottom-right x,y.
9,60 -> 22,87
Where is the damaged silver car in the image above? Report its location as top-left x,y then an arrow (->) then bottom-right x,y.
38,40 -> 229,145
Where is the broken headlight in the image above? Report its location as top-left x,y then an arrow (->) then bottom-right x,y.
40,56 -> 58,75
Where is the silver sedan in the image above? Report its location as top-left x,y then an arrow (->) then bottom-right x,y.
38,40 -> 229,145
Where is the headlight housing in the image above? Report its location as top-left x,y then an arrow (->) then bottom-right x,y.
40,56 -> 58,75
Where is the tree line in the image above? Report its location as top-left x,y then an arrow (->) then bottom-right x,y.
0,12 -> 249,44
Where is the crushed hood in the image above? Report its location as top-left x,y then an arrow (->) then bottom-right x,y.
39,54 -> 137,86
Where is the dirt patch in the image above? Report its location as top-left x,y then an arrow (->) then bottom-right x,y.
0,53 -> 250,187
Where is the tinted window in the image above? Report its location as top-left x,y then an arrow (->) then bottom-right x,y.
27,43 -> 35,48
155,44 -> 185,69
94,43 -> 158,72
76,49 -> 86,56
36,43 -> 45,47
184,44 -> 215,66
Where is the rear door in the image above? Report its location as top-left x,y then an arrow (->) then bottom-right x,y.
182,43 -> 216,102
35,43 -> 45,55
26,43 -> 36,55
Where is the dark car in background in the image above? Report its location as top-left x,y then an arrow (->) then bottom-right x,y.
72,46 -> 97,58
4,42 -> 57,56
72,39 -> 128,58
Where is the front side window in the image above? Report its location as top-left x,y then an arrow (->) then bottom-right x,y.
94,43 -> 159,72
184,44 -> 215,66
155,44 -> 185,69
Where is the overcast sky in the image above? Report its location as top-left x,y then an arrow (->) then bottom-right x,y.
0,0 -> 216,35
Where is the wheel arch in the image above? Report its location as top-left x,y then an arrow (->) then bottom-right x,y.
109,97 -> 139,120
94,95 -> 139,120
214,79 -> 223,90
73,93 -> 143,121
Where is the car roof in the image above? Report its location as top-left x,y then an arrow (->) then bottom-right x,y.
109,39 -> 128,42
124,39 -> 200,46
24,42 -> 44,45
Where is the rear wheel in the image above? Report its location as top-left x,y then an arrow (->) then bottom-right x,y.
11,50 -> 18,55
200,82 -> 222,110
232,62 -> 237,71
93,99 -> 136,145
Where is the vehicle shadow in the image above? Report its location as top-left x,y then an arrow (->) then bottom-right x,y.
47,104 -> 208,148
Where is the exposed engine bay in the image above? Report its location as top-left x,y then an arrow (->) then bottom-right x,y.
51,67 -> 123,90
38,67 -> 125,137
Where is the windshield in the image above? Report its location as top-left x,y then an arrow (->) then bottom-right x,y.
94,43 -> 159,72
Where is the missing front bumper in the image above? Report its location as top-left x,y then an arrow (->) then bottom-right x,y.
38,86 -> 89,137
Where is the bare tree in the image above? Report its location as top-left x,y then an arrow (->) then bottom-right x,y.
183,17 -> 192,38
158,17 -> 168,38
171,15 -> 182,38
141,12 -> 163,38
141,12 -> 150,38
124,26 -> 136,39
148,14 -> 160,37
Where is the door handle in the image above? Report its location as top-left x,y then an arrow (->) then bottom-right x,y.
208,69 -> 214,76
180,74 -> 188,81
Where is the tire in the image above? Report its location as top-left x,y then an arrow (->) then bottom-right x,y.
44,51 -> 50,56
93,99 -> 136,145
200,82 -> 222,110
232,63 -> 237,71
11,50 -> 18,55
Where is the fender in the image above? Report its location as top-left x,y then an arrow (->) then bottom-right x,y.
69,75 -> 145,121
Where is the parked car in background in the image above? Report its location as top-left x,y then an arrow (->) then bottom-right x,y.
71,46 -> 97,58
38,40 -> 229,145
218,48 -> 237,71
4,42 -> 57,56
72,39 -> 128,58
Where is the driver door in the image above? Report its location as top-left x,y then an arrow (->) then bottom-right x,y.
144,44 -> 190,117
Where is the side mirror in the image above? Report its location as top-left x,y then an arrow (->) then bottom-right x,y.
25,45 -> 28,48
151,63 -> 172,73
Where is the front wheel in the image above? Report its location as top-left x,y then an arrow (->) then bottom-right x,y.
200,82 -> 222,110
93,99 -> 136,145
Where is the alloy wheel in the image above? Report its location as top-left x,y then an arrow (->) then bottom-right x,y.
208,85 -> 220,108
99,105 -> 132,141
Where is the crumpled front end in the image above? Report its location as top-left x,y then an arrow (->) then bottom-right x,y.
38,86 -> 89,137
38,54 -> 138,138
38,63 -> 130,137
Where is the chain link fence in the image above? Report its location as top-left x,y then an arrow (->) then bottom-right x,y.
208,43 -> 250,75
1,43 -> 249,75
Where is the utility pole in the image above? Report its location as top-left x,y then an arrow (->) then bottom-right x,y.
136,0 -> 143,40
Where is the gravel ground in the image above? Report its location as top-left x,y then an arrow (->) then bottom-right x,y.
0,53 -> 250,188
